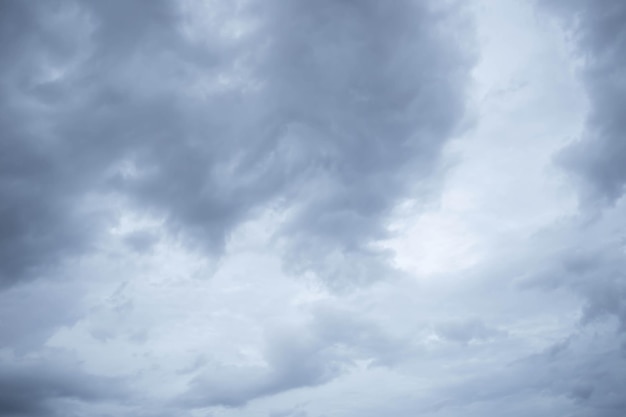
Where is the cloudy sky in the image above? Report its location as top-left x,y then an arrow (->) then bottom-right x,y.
1,0 -> 625,416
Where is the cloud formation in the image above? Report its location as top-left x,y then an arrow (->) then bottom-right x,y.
0,354 -> 127,417
0,0 -> 473,290
1,0 -> 625,416
178,305 -> 409,408
549,0 -> 626,204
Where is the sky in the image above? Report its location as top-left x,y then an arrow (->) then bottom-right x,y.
1,0 -> 625,416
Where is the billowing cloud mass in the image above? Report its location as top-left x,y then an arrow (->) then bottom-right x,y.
1,0 -> 625,416
0,0 -> 472,290
548,0 -> 626,204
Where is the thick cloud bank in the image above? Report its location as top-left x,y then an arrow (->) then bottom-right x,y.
549,0 -> 626,204
0,0 -> 472,289
1,0 -> 625,416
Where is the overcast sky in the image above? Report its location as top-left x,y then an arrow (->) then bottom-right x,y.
1,0 -> 625,416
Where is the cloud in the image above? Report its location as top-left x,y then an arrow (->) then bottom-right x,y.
547,0 -> 626,205
0,277 -> 86,352
0,0 -> 171,288
0,353 -> 128,417
258,0 -> 475,287
519,198 -> 626,333
269,407 -> 310,417
435,318 -> 507,345
11,1 -> 624,417
177,328 -> 345,408
123,229 -> 160,253
176,304 -> 412,408
0,0 -> 474,290
0,0 -> 228,288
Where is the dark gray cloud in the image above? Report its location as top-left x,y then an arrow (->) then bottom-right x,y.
0,0 -> 473,289
0,0 -> 226,288
0,354 -> 128,417
123,229 -> 160,253
251,0 -> 474,287
547,0 -> 626,205
0,277 -> 86,352
0,0 -> 185,287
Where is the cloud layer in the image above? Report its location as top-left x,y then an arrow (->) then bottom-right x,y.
1,0 -> 625,416
0,0 -> 472,290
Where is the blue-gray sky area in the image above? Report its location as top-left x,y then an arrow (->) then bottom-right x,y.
1,0 -> 625,416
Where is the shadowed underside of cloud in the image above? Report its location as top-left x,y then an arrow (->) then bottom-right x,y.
0,0 -> 473,290
0,0 -> 192,288
0,356 -> 128,417
513,204 -> 626,417
420,326 -> 626,417
176,305 -> 408,408
538,0 -> 626,337
521,201 -> 626,333
250,0 -> 474,287
548,0 -> 626,205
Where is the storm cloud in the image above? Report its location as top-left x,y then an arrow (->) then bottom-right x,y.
0,355 -> 127,417
0,0 -> 472,289
1,0 -> 625,416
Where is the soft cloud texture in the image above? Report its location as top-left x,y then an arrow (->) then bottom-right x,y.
0,353 -> 128,417
548,0 -> 626,204
0,0 -> 472,290
1,0 -> 625,416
